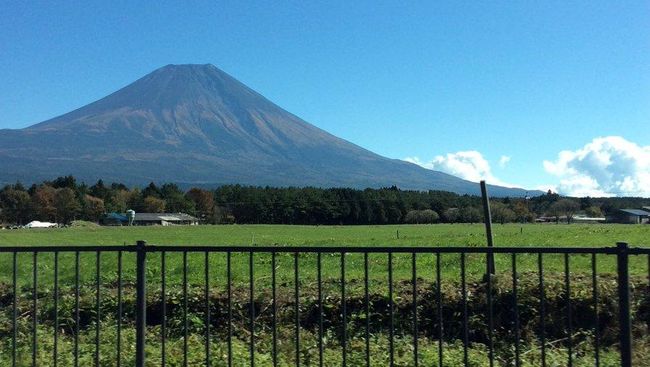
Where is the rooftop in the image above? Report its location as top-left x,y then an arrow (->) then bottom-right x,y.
619,209 -> 650,216
134,213 -> 198,221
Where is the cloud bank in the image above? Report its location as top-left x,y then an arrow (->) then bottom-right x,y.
405,151 -> 515,187
543,136 -> 650,197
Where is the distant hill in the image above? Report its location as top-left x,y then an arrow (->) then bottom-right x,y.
0,64 -> 536,196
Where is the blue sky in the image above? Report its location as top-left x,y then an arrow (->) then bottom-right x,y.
1,1 -> 649,196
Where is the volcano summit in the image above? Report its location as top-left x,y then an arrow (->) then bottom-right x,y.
0,64 -> 529,196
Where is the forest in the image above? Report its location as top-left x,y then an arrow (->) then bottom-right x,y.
1,176 -> 648,225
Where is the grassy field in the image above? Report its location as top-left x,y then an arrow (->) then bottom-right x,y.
1,222 -> 648,247
0,224 -> 648,366
0,223 -> 647,287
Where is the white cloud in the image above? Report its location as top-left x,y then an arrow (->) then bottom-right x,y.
498,155 -> 511,168
405,151 -> 516,187
543,136 -> 650,197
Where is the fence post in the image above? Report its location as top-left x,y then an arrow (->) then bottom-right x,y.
135,240 -> 147,367
616,242 -> 632,367
480,181 -> 495,275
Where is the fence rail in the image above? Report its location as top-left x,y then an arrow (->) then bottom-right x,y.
0,242 -> 648,366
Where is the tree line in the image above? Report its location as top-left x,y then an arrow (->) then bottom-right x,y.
1,176 -> 648,225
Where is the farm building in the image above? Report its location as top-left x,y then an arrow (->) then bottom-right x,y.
101,213 -> 129,226
607,209 -> 650,224
134,213 -> 199,226
102,212 -> 199,226
571,215 -> 606,224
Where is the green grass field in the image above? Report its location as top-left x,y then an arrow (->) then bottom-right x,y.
0,224 -> 648,366
2,223 -> 648,247
0,223 -> 647,288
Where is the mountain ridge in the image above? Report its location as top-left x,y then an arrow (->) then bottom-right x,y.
0,64 -> 536,196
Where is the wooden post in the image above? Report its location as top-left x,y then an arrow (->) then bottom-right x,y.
481,181 -> 495,275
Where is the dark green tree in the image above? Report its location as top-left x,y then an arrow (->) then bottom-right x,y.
0,187 -> 32,224
54,187 -> 81,224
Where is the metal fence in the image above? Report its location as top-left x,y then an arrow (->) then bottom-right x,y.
0,242 -> 648,366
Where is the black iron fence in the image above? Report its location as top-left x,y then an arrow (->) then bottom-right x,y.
0,242 -> 648,366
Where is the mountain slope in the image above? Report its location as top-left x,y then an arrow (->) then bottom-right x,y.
0,64 -> 532,196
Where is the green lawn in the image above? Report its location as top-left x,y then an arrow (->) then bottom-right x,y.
1,223 -> 647,247
0,223 -> 647,288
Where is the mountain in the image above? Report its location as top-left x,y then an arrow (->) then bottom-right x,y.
0,64 -> 533,196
